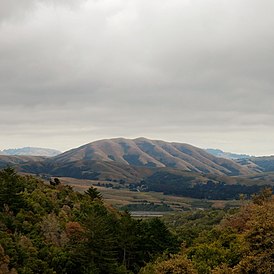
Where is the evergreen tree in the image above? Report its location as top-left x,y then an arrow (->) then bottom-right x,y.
0,168 -> 26,213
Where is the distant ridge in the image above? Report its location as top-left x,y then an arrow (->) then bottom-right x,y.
0,147 -> 61,157
0,155 -> 46,169
2,137 -> 274,185
205,148 -> 251,160
237,156 -> 274,173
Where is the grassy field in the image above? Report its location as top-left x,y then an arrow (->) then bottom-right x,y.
58,177 -> 243,211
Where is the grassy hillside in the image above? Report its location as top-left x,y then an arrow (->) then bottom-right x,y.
50,138 -> 252,176
0,155 -> 45,169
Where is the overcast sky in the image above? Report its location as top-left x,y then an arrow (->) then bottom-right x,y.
0,0 -> 274,155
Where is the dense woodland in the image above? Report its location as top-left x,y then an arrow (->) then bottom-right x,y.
143,171 -> 274,200
0,168 -> 274,273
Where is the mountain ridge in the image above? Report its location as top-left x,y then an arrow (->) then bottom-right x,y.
205,148 -> 251,160
33,137 -> 253,178
0,147 -> 61,157
2,138 -> 274,183
0,155 -> 46,169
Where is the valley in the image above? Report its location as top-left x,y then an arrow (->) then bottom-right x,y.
1,138 -> 274,209
57,176 -> 241,211
1,138 -> 274,273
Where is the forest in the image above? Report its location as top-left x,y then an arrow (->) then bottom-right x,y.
0,168 -> 274,273
143,171 -> 274,200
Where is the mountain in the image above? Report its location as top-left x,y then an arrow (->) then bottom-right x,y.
18,138 -> 253,181
237,156 -> 274,172
0,155 -> 46,169
0,147 -> 61,157
53,137 -> 251,175
205,148 -> 251,160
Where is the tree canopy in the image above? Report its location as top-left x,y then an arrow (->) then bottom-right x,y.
0,168 -> 273,273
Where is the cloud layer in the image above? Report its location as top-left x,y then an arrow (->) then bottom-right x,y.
1,0 -> 274,155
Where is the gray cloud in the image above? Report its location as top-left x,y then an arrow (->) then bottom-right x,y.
0,0 -> 86,25
0,0 -> 274,155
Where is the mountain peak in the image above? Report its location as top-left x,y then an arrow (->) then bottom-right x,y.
52,137 -> 251,176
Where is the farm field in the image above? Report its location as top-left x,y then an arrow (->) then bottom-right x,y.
59,176 -> 243,211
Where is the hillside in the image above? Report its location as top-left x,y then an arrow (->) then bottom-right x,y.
21,159 -> 147,182
0,155 -> 46,169
0,147 -> 61,157
50,137 -> 252,177
3,138 -> 273,200
237,156 -> 274,172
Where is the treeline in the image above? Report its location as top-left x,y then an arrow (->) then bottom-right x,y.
161,181 -> 269,200
121,202 -> 172,212
141,188 -> 274,273
0,168 -> 178,274
143,171 -> 274,199
1,169 -> 274,273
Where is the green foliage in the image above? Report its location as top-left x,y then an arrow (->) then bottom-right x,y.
251,187 -> 273,205
140,218 -> 179,259
0,169 -> 179,274
116,212 -> 142,271
1,169 -> 273,274
121,202 -> 172,212
156,189 -> 274,273
0,168 -> 27,213
75,208 -> 118,273
84,186 -> 102,201
140,254 -> 197,274
163,209 -> 226,246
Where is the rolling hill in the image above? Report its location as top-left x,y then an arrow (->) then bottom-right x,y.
0,155 -> 46,169
2,138 -> 274,200
236,156 -> 274,172
17,137 -> 254,181
51,138 -> 252,175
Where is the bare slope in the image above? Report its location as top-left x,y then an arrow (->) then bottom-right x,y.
52,137 -> 251,176
237,156 -> 274,172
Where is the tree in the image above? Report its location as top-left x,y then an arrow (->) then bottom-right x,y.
139,254 -> 197,274
0,244 -> 17,274
252,187 -> 272,205
72,208 -> 118,273
0,168 -> 26,213
50,178 -> 61,186
117,212 -> 142,271
154,255 -> 197,274
140,218 -> 179,263
84,187 -> 102,201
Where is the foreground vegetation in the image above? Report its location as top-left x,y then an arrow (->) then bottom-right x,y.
143,188 -> 274,273
0,168 -> 178,273
0,168 -> 274,273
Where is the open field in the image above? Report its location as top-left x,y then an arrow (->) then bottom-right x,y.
58,177 -> 243,211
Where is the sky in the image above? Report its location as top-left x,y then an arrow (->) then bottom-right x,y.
0,0 -> 274,155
